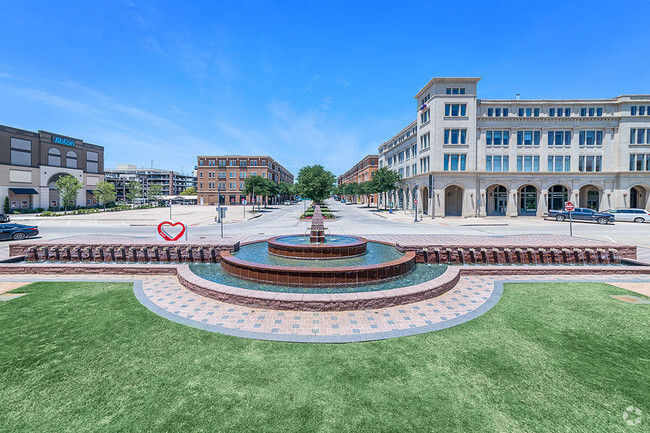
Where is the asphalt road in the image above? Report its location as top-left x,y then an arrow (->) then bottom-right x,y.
6,199 -> 650,247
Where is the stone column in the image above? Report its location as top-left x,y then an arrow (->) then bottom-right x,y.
435,190 -> 446,218
507,188 -> 518,217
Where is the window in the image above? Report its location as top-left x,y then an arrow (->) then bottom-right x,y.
580,108 -> 587,116
548,131 -> 572,146
405,166 -> 410,177
199,160 -> 204,166
443,154 -> 466,171
387,156 -> 393,166
518,108 -> 539,117
229,172 -> 235,178
547,156 -> 571,172
240,161 -> 246,167
411,144 -> 417,157
398,168 -> 404,178
240,172 -> 246,178
579,155 -> 602,172
48,148 -> 61,166
516,156 -> 540,172
405,148 -> 410,159
534,108 -> 540,117
549,108 -> 555,117
420,132 -> 430,149
10,138 -> 31,166
420,109 -> 430,124
444,104 -> 467,117
86,151 -> 99,173
579,130 -> 603,145
629,154 -> 650,171
398,151 -> 404,162
486,107 -> 508,117
630,128 -> 650,144
446,87 -> 466,95
199,172 -> 203,178
517,130 -> 541,145
486,130 -> 510,146
219,160 -> 226,166
444,129 -> 467,144
487,108 -> 493,116
420,156 -> 430,173
420,94 -> 430,104
412,163 -> 417,176
486,155 -> 509,172
66,151 -> 78,168
565,108 -> 571,116
597,108 -> 603,116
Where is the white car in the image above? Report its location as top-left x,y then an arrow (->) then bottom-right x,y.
603,208 -> 650,223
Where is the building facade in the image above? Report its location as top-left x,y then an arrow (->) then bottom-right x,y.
379,77 -> 650,217
105,164 -> 197,203
0,124 -> 104,210
196,155 -> 293,205
338,155 -> 379,204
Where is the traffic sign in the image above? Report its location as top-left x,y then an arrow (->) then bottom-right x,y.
414,199 -> 418,205
564,202 -> 575,211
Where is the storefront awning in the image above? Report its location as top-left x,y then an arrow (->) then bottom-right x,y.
9,188 -> 39,195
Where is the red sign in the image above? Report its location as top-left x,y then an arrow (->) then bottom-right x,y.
414,199 -> 418,205
157,221 -> 187,241
564,202 -> 575,212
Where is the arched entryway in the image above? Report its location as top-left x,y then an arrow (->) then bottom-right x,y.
486,184 -> 507,215
630,186 -> 647,209
548,185 -> 569,211
445,185 -> 463,216
421,186 -> 429,215
47,173 -> 70,209
398,188 -> 404,209
579,185 -> 600,210
518,185 -> 537,215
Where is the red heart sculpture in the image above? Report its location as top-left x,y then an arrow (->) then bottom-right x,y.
157,221 -> 186,241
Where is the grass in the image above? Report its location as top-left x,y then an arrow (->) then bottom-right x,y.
0,281 -> 648,433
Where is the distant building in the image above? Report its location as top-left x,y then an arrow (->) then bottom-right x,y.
196,155 -> 293,205
337,155 -> 379,204
105,164 -> 197,203
0,124 -> 104,210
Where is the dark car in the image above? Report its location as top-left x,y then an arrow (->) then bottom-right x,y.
548,208 -> 614,224
0,213 -> 10,223
0,223 -> 39,240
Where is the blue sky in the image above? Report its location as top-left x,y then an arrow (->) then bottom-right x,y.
1,0 -> 649,176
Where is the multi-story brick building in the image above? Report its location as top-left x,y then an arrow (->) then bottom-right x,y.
337,155 -> 379,204
379,77 -> 650,217
196,155 -> 293,205
105,164 -> 197,203
0,124 -> 104,210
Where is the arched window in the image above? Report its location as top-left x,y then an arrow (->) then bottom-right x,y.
66,151 -> 78,169
48,148 -> 61,166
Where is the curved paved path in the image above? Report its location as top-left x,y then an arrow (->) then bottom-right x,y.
2,273 -> 650,343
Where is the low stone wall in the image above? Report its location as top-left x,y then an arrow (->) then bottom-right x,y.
400,244 -> 635,265
10,241 -> 240,263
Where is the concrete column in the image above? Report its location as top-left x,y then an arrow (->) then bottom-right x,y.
507,188 -> 518,217
435,190 -> 446,217
478,188 -> 487,217
537,187 -> 548,217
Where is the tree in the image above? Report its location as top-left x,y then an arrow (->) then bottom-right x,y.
55,174 -> 83,214
244,175 -> 268,210
295,165 -> 336,204
278,182 -> 292,201
126,181 -> 142,205
263,179 -> 279,208
3,196 -> 9,214
147,184 -> 163,204
359,180 -> 376,207
372,167 -> 401,209
180,187 -> 196,196
92,181 -> 116,210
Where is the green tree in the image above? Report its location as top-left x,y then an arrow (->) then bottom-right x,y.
92,181 -> 116,210
55,174 -> 83,214
180,187 -> 196,196
278,182 -> 292,201
244,175 -> 268,210
359,180 -> 377,207
264,179 -> 279,207
295,165 -> 336,204
147,184 -> 163,204
126,181 -> 142,205
372,167 -> 401,209
3,196 -> 9,214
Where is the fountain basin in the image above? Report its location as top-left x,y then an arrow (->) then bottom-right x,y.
267,235 -> 367,259
219,249 -> 416,286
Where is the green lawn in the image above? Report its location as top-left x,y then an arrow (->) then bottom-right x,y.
0,280 -> 648,433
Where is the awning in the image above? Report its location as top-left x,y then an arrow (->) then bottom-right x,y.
9,188 -> 39,195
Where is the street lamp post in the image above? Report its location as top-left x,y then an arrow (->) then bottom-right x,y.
217,188 -> 222,223
414,184 -> 418,222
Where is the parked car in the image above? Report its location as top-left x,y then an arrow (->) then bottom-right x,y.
548,208 -> 614,224
0,213 -> 10,223
602,208 -> 650,223
0,223 -> 39,240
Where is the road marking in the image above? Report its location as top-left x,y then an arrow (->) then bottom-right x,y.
94,220 -> 98,226
121,220 -> 128,226
603,235 -> 616,242
66,221 -> 71,226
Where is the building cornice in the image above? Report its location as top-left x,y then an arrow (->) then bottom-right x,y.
415,77 -> 481,99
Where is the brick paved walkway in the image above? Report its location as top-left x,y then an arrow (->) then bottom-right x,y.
1,272 -> 649,342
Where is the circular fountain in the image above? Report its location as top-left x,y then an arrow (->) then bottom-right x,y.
219,205 -> 415,286
183,205 -> 451,310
